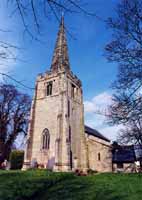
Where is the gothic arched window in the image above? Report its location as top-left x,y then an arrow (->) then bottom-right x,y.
47,82 -> 53,96
42,129 -> 50,150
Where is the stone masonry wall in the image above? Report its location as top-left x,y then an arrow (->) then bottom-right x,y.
113,163 -> 135,173
86,135 -> 112,172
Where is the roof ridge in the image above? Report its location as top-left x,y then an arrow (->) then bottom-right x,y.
85,125 -> 110,142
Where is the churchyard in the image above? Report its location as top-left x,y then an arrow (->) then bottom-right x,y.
0,170 -> 141,200
0,0 -> 142,199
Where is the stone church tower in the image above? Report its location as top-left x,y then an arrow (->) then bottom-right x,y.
23,16 -> 88,172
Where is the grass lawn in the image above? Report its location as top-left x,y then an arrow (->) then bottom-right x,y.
0,170 -> 141,200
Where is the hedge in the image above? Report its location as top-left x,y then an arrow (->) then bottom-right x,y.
9,150 -> 24,170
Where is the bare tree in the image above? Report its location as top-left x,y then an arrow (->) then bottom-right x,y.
0,40 -> 21,67
8,0 -> 98,40
0,84 -> 31,165
0,1 -> 99,80
105,0 -> 142,145
118,120 -> 142,145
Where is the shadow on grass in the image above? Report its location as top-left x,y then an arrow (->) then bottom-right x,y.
0,171 -> 141,200
33,175 -> 125,200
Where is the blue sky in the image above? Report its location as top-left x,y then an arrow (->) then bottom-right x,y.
0,0 -> 122,141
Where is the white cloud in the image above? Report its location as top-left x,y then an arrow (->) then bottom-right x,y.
84,92 -> 112,113
99,124 -> 123,141
84,91 -> 122,141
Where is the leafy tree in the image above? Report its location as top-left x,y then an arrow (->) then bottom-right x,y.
0,84 -> 31,165
105,0 -> 142,145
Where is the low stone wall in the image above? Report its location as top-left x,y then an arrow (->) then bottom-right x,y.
113,163 -> 136,173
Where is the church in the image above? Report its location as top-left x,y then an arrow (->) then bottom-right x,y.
23,16 -> 112,172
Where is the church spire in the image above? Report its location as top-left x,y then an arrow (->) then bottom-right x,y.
51,16 -> 70,72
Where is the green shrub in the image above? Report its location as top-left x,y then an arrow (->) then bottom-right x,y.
87,169 -> 98,175
10,150 -> 24,170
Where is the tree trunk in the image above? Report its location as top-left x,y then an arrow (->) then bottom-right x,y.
0,141 -> 5,165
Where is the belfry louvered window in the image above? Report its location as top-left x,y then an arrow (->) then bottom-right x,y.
42,129 -> 50,150
47,82 -> 53,96
71,84 -> 75,98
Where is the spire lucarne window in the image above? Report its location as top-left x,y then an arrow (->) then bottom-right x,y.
51,16 -> 70,72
